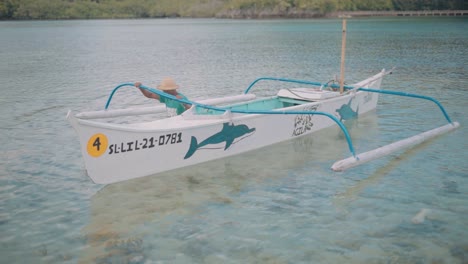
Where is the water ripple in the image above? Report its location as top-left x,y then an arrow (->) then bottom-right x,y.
0,17 -> 467,264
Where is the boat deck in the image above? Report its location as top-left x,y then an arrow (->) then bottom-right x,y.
193,96 -> 308,115
128,96 -> 310,130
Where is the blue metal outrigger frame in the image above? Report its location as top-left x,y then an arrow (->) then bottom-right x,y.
357,88 -> 453,124
104,81 -> 359,157
103,76 -> 456,160
243,77 -> 454,124
243,77 -> 354,94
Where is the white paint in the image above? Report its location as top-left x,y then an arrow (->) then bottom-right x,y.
332,122 -> 460,171
76,94 -> 257,119
277,89 -> 340,101
68,71 -> 386,184
412,208 -> 431,224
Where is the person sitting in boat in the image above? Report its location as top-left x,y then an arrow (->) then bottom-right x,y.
135,77 -> 190,116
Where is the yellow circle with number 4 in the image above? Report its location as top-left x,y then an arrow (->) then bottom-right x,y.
87,133 -> 108,157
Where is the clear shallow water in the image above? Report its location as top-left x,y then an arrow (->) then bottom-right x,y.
0,17 -> 467,263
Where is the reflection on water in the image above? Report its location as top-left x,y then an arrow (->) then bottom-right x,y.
80,132 -> 329,263
333,138 -> 434,212
1,18 -> 467,264
80,112 -> 394,263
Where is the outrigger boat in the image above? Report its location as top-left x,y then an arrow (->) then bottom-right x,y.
67,69 -> 459,184
68,21 -> 459,184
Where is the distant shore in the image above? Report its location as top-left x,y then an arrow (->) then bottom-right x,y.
330,10 -> 468,18
1,9 -> 467,21
2,0 -> 467,20
215,9 -> 468,19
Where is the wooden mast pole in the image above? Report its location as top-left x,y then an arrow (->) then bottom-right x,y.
339,19 -> 347,94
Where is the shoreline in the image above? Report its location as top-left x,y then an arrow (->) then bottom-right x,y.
1,10 -> 467,21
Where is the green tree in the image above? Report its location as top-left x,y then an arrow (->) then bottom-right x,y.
0,0 -> 466,20
0,0 -> 20,19
14,0 -> 68,19
65,0 -> 102,19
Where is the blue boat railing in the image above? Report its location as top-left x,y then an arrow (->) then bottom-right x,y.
103,82 -> 358,158
357,88 -> 453,124
105,82 -> 137,110
103,78 -> 456,159
243,77 -> 354,94
243,76 -> 454,124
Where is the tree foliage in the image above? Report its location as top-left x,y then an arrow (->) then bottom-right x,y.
0,0 -> 465,20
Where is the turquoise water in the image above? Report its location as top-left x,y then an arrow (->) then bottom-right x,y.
0,17 -> 467,263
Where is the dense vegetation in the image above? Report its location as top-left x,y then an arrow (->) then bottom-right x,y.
0,0 -> 466,20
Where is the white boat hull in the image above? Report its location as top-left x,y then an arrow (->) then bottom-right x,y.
68,72 -> 384,184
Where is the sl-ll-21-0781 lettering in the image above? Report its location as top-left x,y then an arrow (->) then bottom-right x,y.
108,132 -> 183,155
87,132 -> 183,157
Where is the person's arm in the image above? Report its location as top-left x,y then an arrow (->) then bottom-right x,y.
135,82 -> 160,100
176,94 -> 191,110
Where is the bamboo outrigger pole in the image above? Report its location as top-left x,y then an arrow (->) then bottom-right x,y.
339,19 -> 347,94
332,122 -> 460,171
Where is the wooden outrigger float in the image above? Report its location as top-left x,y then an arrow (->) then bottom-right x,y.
67,20 -> 459,184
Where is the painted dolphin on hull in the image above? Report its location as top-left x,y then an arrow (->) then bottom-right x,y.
336,99 -> 359,121
184,122 -> 256,159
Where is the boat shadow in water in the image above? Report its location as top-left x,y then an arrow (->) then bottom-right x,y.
78,134 -> 323,263
333,138 -> 435,213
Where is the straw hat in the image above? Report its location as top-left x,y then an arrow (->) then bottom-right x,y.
157,77 -> 179,91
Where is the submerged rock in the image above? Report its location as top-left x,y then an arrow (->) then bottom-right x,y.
411,208 -> 431,224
